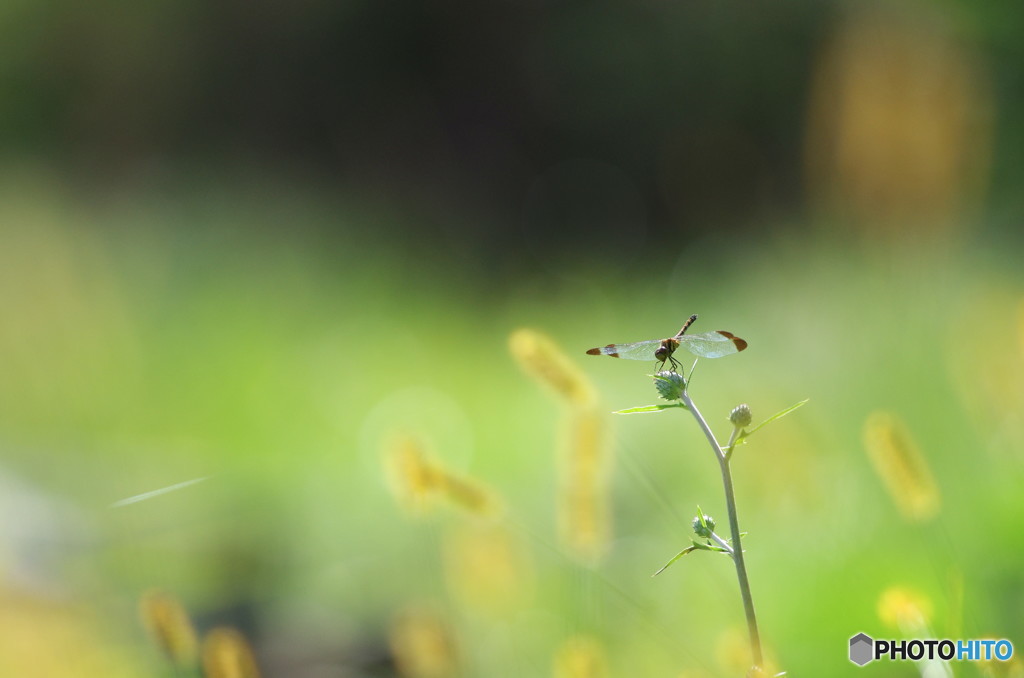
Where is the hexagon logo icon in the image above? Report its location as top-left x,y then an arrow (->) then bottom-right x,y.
849,633 -> 874,666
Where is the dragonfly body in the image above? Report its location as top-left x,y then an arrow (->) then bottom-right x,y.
585,314 -> 746,370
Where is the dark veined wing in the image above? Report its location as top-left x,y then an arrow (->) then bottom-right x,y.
676,331 -> 747,358
585,338 -> 663,361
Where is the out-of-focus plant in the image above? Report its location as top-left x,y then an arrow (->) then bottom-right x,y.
863,412 -> 940,523
511,328 -> 611,564
140,589 -> 263,678
202,627 -> 262,678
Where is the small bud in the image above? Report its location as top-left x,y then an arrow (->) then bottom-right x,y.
692,514 -> 716,537
654,371 -> 685,401
730,404 -> 752,428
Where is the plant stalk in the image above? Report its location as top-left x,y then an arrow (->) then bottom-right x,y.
681,391 -> 764,669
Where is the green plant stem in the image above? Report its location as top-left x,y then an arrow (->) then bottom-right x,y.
725,426 -> 741,462
680,390 -> 764,669
708,530 -> 734,554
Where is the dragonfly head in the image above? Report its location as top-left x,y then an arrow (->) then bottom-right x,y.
654,339 -> 677,364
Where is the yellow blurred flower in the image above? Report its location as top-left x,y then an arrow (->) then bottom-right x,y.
435,468 -> 503,518
385,433 -> 444,514
804,7 -> 992,239
390,605 -> 459,678
559,407 -> 612,564
877,587 -> 932,635
444,524 -> 533,616
385,433 -> 501,518
863,412 -> 941,522
509,328 -> 612,562
138,589 -> 198,668
202,627 -> 261,678
510,328 -> 596,408
553,635 -> 608,678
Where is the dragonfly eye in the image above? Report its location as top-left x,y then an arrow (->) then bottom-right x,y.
654,346 -> 668,362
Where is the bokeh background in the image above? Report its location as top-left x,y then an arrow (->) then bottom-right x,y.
1,1 -> 1022,675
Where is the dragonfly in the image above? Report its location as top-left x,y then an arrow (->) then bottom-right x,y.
585,314 -> 747,371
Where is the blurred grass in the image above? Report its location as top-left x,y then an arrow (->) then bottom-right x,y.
0,170 -> 1021,675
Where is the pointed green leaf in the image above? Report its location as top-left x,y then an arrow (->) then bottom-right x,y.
613,403 -> 686,414
695,505 -> 709,531
691,538 -> 730,553
652,545 -> 699,576
685,358 -> 699,385
737,399 -> 809,440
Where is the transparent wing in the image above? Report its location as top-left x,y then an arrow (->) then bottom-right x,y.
676,331 -> 747,358
586,338 -> 662,361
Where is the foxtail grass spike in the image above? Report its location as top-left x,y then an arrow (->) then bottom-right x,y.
389,605 -> 459,678
435,468 -> 503,518
559,407 -> 612,563
139,589 -> 198,668
863,412 -> 941,522
385,433 -> 444,515
510,328 -> 597,407
202,627 -> 262,678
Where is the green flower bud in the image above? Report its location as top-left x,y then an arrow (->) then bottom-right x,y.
692,514 -> 716,538
730,403 -> 752,428
654,371 -> 686,401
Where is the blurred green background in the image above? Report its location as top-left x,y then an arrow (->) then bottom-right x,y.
0,1 -> 1022,676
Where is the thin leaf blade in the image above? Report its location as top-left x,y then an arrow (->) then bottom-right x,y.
739,399 -> 809,439
652,546 -> 699,576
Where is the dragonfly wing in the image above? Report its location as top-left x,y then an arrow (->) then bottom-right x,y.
586,339 -> 663,360
676,331 -> 748,358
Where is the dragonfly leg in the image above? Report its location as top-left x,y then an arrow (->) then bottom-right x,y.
656,356 -> 681,373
